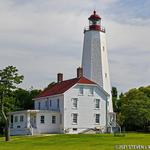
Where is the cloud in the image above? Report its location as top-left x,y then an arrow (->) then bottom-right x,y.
104,0 -> 150,25
0,0 -> 150,92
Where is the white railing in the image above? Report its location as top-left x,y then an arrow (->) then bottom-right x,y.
84,26 -> 106,33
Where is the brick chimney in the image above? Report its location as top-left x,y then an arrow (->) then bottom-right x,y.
77,67 -> 83,78
57,73 -> 63,83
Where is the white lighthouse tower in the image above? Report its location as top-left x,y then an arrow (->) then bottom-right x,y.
82,11 -> 113,113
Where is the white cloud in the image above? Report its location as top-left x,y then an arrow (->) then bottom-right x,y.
0,0 -> 149,92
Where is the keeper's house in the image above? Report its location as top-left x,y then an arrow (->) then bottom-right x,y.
9,68 -> 109,135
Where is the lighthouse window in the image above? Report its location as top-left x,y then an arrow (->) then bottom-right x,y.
105,73 -> 107,78
103,46 -> 105,51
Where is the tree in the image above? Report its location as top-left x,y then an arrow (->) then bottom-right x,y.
120,88 -> 150,131
0,66 -> 23,141
14,88 -> 41,110
111,87 -> 118,112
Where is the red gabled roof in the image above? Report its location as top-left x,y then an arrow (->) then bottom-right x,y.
34,76 -> 96,99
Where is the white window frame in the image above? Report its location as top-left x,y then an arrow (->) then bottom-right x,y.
95,99 -> 100,109
72,98 -> 78,109
14,116 -> 18,122
40,116 -> 45,124
20,115 -> 24,122
52,116 -> 56,124
95,114 -> 100,124
72,113 -> 78,124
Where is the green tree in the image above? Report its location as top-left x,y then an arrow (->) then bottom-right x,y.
120,88 -> 150,131
14,88 -> 41,110
111,87 -> 118,112
0,66 -> 23,141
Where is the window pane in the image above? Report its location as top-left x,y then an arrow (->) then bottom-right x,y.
95,99 -> 100,108
52,116 -> 56,124
95,114 -> 100,123
20,116 -> 24,122
40,116 -> 45,123
15,116 -> 18,122
72,98 -> 78,108
73,114 -> 77,124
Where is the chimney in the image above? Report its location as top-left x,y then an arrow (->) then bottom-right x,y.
77,67 -> 83,78
57,73 -> 63,83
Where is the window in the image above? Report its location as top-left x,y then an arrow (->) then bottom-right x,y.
79,87 -> 83,95
14,116 -> 18,122
95,99 -> 100,109
72,98 -> 78,109
103,46 -> 105,51
52,116 -> 56,124
20,115 -> 24,122
72,114 -> 78,124
40,116 -> 45,124
49,100 -> 52,107
73,128 -> 77,131
38,102 -> 41,110
45,100 -> 48,109
95,114 -> 100,124
57,99 -> 59,108
89,87 -> 94,95
105,73 -> 107,78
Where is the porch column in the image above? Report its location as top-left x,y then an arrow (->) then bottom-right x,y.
26,112 -> 31,128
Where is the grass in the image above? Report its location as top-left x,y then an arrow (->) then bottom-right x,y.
0,133 -> 150,150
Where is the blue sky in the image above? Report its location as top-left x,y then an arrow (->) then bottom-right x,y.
0,0 -> 150,93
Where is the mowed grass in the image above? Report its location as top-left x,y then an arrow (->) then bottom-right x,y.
0,133 -> 150,150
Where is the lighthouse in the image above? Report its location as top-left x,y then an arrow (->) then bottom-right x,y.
82,11 -> 113,113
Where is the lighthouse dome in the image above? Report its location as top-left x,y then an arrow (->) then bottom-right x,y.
88,10 -> 101,20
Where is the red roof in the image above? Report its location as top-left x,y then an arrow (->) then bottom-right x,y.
88,10 -> 101,20
34,77 -> 96,99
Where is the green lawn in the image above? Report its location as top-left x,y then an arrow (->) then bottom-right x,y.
0,133 -> 150,150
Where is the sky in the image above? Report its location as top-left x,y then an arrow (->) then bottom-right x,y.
0,0 -> 150,93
